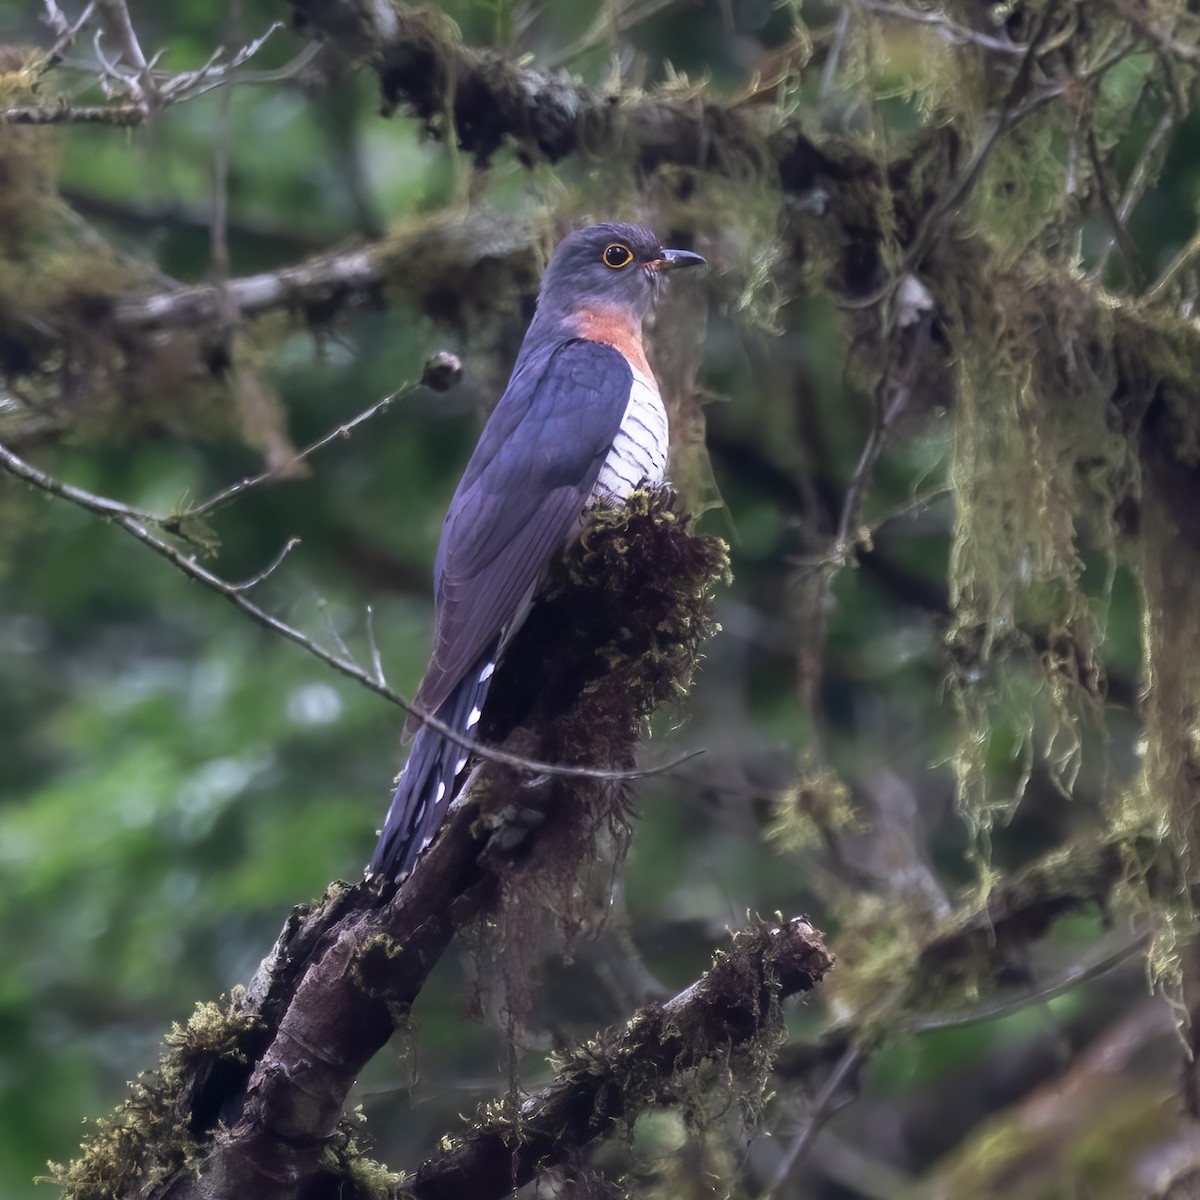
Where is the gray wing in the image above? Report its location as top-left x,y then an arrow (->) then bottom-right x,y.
404,338 -> 633,738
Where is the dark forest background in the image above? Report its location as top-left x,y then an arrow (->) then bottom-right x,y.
3,1 -> 1200,1197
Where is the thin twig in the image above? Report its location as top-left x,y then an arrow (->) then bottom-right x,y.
365,603 -> 386,686
760,933 -> 1146,1197
907,933 -> 1150,1034
317,597 -> 354,662
94,0 -> 156,109
209,0 -> 241,284
818,7 -> 850,106
42,0 -> 97,64
1085,127 -> 1145,288
758,1043 -> 870,1199
182,387 -> 413,520
840,15 -> 1064,318
20,15 -> 297,127
858,0 -> 1027,55
228,537 -> 300,592
41,0 -> 70,39
830,282 -> 934,564
866,485 -> 951,537
152,21 -> 288,106
0,441 -> 702,786
1090,108 -> 1176,284
1144,229 -> 1200,305
204,41 -> 320,87
543,0 -> 686,68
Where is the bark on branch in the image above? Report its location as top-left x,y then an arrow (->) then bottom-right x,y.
112,209 -> 539,332
287,0 -> 770,173
410,918 -> 833,1200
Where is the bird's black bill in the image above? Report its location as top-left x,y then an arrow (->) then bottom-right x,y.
655,248 -> 706,271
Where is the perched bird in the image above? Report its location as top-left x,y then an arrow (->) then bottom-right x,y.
368,222 -> 705,880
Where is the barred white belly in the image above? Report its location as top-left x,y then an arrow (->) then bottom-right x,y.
593,368 -> 668,502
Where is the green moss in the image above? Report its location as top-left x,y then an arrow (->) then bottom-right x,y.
467,488 -> 730,1061
45,992 -> 260,1200
939,248 -> 1127,866
318,1118 -> 409,1200
767,757 -> 861,852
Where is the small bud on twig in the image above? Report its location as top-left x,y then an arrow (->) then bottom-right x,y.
421,350 -> 463,392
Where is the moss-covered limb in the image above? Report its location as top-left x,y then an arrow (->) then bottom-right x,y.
772,828 -> 1155,1095
0,201 -> 540,445
51,494 -> 734,1200
287,0 -> 775,173
46,994 -> 265,1200
112,207 -> 539,333
19,4 -> 1190,457
51,806 -> 494,1200
914,837 -> 1135,995
1,103 -> 145,124
409,918 -> 832,1200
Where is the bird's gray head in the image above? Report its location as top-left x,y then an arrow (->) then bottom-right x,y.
532,222 -> 705,335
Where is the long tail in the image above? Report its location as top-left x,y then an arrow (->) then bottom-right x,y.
367,647 -> 498,880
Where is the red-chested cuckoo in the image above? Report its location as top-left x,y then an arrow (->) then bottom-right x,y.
369,222 -> 705,880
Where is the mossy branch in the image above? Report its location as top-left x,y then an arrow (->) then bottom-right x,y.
409,918 -> 833,1200
287,0 -> 773,172
1,103 -> 145,124
110,207 -> 541,332
53,493 -> 747,1200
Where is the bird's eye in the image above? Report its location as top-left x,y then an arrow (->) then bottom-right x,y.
602,243 -> 634,269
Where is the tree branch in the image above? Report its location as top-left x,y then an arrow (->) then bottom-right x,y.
410,917 -> 833,1200
287,0 -> 772,171
110,207 -> 539,331
1,101 -> 144,124
45,493 -> 734,1200
0,440 -> 703,787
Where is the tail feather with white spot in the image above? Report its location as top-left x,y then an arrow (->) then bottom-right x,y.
367,647 -> 498,880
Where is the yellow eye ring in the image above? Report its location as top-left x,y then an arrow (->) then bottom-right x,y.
602,243 -> 634,269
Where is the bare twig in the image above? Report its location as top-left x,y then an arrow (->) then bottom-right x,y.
543,0 -> 688,68
317,596 -> 354,662
840,94 -> 1060,317
209,0 -> 241,283
1085,127 -> 1145,288
365,603 -> 386,686
829,281 -> 935,566
94,0 -> 156,109
759,1042 -> 870,1200
150,21 -> 289,106
41,0 -> 71,39
762,891 -> 1148,1196
229,537 -> 300,592
862,485 -> 951,540
0,440 -> 702,786
1144,229 -> 1200,306
1091,108 -> 1177,283
858,0 -> 1027,55
42,0 -> 97,64
908,932 -> 1150,1034
818,7 -> 851,107
7,15 -> 298,127
183,388 -> 413,520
